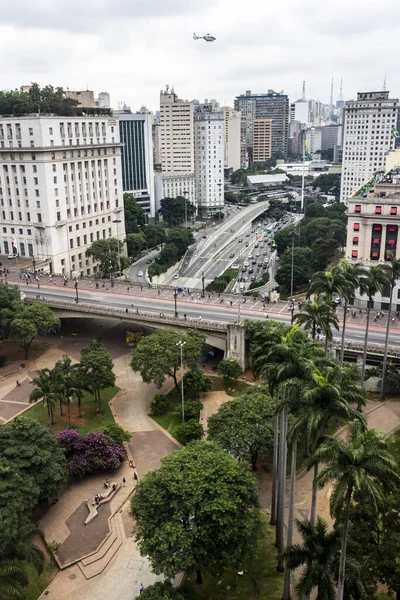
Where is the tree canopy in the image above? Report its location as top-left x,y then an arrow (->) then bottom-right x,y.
131,441 -> 260,584
207,386 -> 275,469
131,329 -> 205,391
0,83 -> 81,116
158,197 -> 196,227
312,173 -> 341,200
85,238 -> 129,278
123,193 -> 146,234
10,302 -> 60,359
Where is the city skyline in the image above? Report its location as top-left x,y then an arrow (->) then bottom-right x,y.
1,0 -> 399,113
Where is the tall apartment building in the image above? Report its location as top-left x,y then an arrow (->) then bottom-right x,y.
321,124 -> 342,153
0,115 -> 125,277
340,91 -> 398,203
252,119 -> 272,162
222,107 -> 241,171
305,126 -> 323,155
235,90 -> 289,158
194,104 -> 224,218
114,107 -> 155,218
157,87 -> 195,211
290,99 -> 308,125
95,92 -> 111,109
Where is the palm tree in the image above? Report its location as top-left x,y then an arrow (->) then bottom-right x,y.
337,260 -> 366,367
29,368 -> 58,427
299,364 -> 366,525
307,266 -> 348,304
314,419 -> 400,600
358,265 -> 388,386
53,355 -> 81,428
0,559 -> 28,600
379,253 -> 400,400
281,516 -> 340,600
294,299 -> 339,354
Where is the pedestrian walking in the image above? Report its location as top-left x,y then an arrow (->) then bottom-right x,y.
198,315 -> 202,321
104,479 -> 109,489
16,380 -> 21,387
133,472 -> 138,481
122,477 -> 126,487
139,583 -> 145,594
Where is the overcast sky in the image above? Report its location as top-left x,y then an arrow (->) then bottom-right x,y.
1,0 -> 399,112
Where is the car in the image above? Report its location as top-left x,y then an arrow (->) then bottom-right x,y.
239,283 -> 245,291
259,243 -> 264,248
245,242 -> 249,247
263,251 -> 268,256
264,257 -> 269,263
7,253 -> 17,259
251,275 -> 256,281
203,235 -> 207,239
229,253 -> 235,258
251,229 -> 255,233
244,276 -> 249,282
146,259 -> 152,264
174,274 -> 179,279
244,261 -> 250,267
248,267 -> 254,274
246,232 -> 250,237
137,270 -> 144,277
262,264 -> 268,269
248,253 -> 253,258
242,266 -> 247,272
258,261 -> 263,267
255,243 -> 259,248
238,238 -> 243,243
251,259 -> 257,265
276,256 -> 280,261
255,251 -> 260,257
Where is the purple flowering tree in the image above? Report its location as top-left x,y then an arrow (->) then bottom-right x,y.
57,429 -> 125,478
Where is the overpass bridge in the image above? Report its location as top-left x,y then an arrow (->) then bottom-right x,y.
28,298 -> 400,371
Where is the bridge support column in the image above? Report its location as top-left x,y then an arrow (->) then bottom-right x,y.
226,322 -> 246,372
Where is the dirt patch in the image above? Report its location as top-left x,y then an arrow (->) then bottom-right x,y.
0,341 -> 51,377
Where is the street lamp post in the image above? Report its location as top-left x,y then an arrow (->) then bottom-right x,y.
289,231 -> 296,299
174,289 -> 178,317
176,340 -> 186,422
112,217 -> 122,281
201,270 -> 205,298
74,279 -> 79,304
183,190 -> 189,228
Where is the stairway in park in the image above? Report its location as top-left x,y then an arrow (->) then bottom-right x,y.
77,512 -> 125,580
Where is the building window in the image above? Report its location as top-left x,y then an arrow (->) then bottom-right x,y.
371,251 -> 379,259
351,250 -> 358,258
373,224 -> 382,231
390,207 -> 398,215
355,205 -> 361,213
353,223 -> 360,231
353,237 -> 359,245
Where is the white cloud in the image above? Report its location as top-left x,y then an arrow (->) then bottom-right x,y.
0,0 -> 399,111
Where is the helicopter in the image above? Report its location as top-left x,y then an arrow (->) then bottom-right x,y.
193,33 -> 216,42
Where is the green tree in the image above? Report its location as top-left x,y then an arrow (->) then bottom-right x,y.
314,419 -> 400,600
275,247 -> 314,293
217,359 -> 242,379
103,423 -> 131,444
29,367 -> 58,427
294,299 -> 339,352
312,173 -> 341,200
85,238 -> 129,278
379,252 -> 400,400
0,285 -> 22,339
134,581 -> 185,600
207,387 -> 275,470
0,515 -> 44,587
307,266 -> 348,304
126,232 -> 146,257
167,228 -> 195,255
131,441 -> 260,584
53,355 -> 83,426
123,192 -> 145,234
0,459 -> 39,523
10,302 -> 60,359
0,416 -> 67,504
158,243 -> 178,264
0,83 -> 80,117
359,265 -> 388,385
144,223 -> 167,248
182,369 -> 212,395
158,197 -> 195,227
336,260 -> 366,367
131,329 -> 205,392
79,340 -> 115,413
175,421 -> 204,444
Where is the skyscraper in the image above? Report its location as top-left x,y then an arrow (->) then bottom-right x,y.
115,107 -> 155,218
235,90 -> 289,159
194,102 -> 224,218
340,91 -> 398,203
252,119 -> 272,163
157,86 -> 195,211
222,107 -> 241,171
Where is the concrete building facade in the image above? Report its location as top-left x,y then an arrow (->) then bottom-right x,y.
290,99 -> 308,125
194,109 -> 224,218
252,119 -> 272,162
223,107 -> 241,171
66,90 -> 95,108
0,115 -> 125,277
340,91 -> 398,203
115,108 -> 155,218
157,87 -> 195,212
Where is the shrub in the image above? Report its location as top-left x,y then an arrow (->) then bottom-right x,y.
150,393 -> 169,416
175,421 -> 204,445
57,429 -> 125,478
0,355 -> 7,367
103,423 -> 131,444
134,580 -> 185,600
183,369 -> 212,394
217,359 -> 242,380
182,399 -> 203,420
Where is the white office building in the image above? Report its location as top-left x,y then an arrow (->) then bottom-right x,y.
0,115 -> 125,277
223,107 -> 241,171
290,99 -> 308,125
157,87 -> 196,212
340,91 -> 398,203
194,107 -> 224,218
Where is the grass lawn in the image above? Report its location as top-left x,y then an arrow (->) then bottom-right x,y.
23,560 -> 55,600
23,386 -> 119,434
179,514 -> 283,600
387,429 -> 400,465
209,376 -> 252,396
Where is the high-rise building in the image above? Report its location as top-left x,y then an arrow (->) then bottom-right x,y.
321,124 -> 342,153
0,115 -> 125,277
157,86 -> 195,211
252,119 -> 272,163
66,90 -> 95,108
194,103 -> 224,218
95,92 -> 111,109
114,107 -> 155,218
235,90 -> 289,158
305,126 -> 323,155
290,99 -> 308,125
340,91 -> 398,203
222,107 -> 241,171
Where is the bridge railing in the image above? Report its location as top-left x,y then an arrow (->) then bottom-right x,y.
25,297 -> 229,332
331,339 -> 400,358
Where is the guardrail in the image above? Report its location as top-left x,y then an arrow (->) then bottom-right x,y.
330,339 -> 400,358
25,297 -> 229,332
